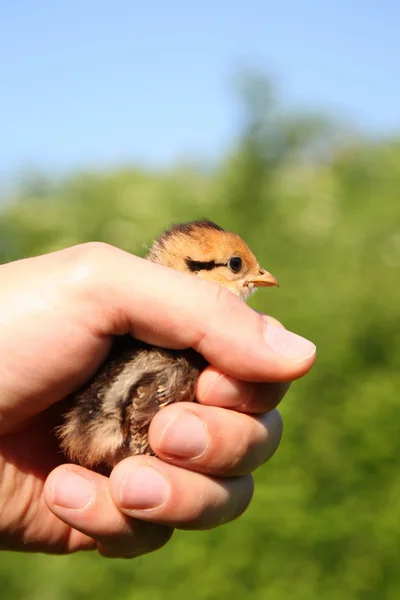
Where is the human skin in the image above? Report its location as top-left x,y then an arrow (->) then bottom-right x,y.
0,242 -> 316,558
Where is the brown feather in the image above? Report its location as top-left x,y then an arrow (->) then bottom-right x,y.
57,337 -> 206,471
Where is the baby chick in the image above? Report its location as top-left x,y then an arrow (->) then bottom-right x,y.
57,220 -> 278,471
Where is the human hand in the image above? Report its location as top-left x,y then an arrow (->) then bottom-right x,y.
0,243 -> 316,557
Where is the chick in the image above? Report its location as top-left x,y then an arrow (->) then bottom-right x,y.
57,220 -> 278,471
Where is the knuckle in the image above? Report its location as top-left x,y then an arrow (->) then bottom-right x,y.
64,242 -> 117,286
59,242 -> 122,323
51,241 -> 128,336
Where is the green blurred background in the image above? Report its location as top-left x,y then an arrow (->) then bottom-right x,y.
1,3 -> 400,599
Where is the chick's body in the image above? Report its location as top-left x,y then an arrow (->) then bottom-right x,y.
58,220 -> 278,471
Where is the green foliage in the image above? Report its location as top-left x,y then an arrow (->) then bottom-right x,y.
1,79 -> 399,599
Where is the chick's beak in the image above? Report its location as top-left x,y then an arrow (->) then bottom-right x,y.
249,268 -> 279,288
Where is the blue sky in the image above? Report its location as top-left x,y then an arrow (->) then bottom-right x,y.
1,1 -> 399,178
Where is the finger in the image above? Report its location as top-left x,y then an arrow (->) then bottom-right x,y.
109,455 -> 254,530
69,243 -> 316,382
196,366 -> 290,413
44,465 -> 173,558
194,316 -> 289,413
149,403 -> 283,477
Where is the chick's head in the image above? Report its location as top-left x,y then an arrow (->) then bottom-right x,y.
147,219 -> 278,302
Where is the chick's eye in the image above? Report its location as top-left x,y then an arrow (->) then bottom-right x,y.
228,256 -> 242,273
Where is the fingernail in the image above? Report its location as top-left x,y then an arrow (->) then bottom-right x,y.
264,324 -> 316,362
199,369 -> 221,397
159,411 -> 209,459
200,370 -> 249,408
120,466 -> 170,510
52,470 -> 94,510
